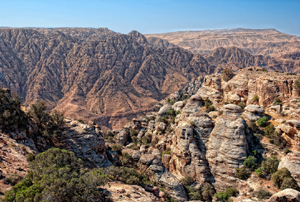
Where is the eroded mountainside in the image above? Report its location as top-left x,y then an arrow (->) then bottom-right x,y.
146,28 -> 300,57
0,28 -> 212,130
1,28 -> 300,131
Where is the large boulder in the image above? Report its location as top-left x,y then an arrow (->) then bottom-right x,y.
268,188 -> 300,202
115,129 -> 129,146
242,104 -> 265,120
222,104 -> 243,116
158,104 -> 172,116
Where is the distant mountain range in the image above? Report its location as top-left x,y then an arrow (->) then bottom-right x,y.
146,28 -> 300,57
0,28 -> 299,129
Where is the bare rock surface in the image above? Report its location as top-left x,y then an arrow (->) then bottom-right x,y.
268,188 -> 300,202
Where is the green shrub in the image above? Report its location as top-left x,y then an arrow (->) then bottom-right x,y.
168,100 -> 174,104
257,116 -> 268,127
243,156 -> 257,169
264,124 -> 275,137
181,176 -> 194,187
273,97 -> 282,105
255,168 -> 262,177
162,150 -> 171,156
187,186 -> 202,200
111,143 -> 123,154
252,95 -> 259,103
283,148 -> 292,154
190,121 -> 195,127
201,182 -> 215,201
271,167 -> 299,190
206,105 -> 215,113
204,99 -> 213,108
254,189 -> 271,200
293,76 -> 300,90
103,131 -> 115,143
247,120 -> 260,133
260,156 -> 279,176
78,119 -> 84,123
215,187 -> 239,201
236,167 -> 250,180
0,88 -> 29,132
238,102 -> 246,109
26,153 -> 35,162
3,174 -> 23,186
269,132 -> 286,149
222,69 -> 235,82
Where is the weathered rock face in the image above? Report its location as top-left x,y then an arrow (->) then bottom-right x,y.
198,67 -> 300,109
137,154 -> 188,202
206,107 -> 248,191
278,152 -> 300,187
268,188 -> 300,202
242,104 -> 265,121
276,121 -> 300,151
115,129 -> 130,146
63,120 -> 112,168
169,122 -> 209,184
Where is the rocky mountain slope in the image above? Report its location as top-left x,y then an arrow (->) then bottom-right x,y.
1,67 -> 300,201
0,28 -> 212,130
146,28 -> 300,57
1,27 -> 300,131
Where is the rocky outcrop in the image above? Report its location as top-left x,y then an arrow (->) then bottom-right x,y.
278,152 -> 300,187
206,105 -> 248,191
276,121 -> 300,151
268,188 -> 300,202
242,104 -> 265,121
137,154 -> 188,202
63,119 -> 112,168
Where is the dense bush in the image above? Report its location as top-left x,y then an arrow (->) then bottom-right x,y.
247,120 -> 260,134
293,76 -> 300,90
201,182 -> 215,201
215,187 -> 239,201
260,156 -> 279,176
238,102 -> 246,109
236,167 -> 251,180
0,88 -> 28,131
206,105 -> 216,113
3,174 -> 23,186
221,69 -> 235,82
252,95 -> 259,103
271,167 -> 299,190
101,166 -> 150,187
273,97 -> 282,105
3,148 -> 109,202
243,156 -> 258,169
29,101 -> 65,141
111,143 -> 123,154
181,176 -> 194,187
257,116 -> 268,127
264,124 -> 275,137
254,189 -> 271,200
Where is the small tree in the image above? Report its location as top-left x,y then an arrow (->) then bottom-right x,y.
257,116 -> 268,127
243,156 -> 258,169
293,76 -> 300,90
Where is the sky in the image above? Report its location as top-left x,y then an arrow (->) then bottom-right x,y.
1,0 -> 300,36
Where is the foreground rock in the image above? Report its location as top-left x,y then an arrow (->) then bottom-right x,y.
268,188 -> 300,202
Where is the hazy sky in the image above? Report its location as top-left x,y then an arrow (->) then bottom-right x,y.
1,0 -> 300,35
